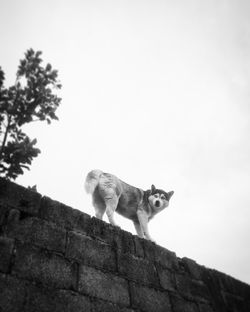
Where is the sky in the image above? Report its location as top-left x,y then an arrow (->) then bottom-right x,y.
0,0 -> 250,284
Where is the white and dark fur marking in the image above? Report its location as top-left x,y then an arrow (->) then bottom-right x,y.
85,169 -> 174,242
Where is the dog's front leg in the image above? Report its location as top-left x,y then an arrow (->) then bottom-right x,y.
137,210 -> 155,242
133,221 -> 144,238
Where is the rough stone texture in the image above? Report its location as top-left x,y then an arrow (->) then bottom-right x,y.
79,265 -> 130,306
24,285 -> 92,312
0,203 -> 8,229
66,231 -> 116,271
0,236 -> 14,273
117,252 -> 159,287
87,217 -> 120,245
182,257 -> 203,280
175,273 -> 211,303
12,242 -> 77,290
0,178 -> 41,215
5,217 -> 66,253
39,196 -> 91,233
88,217 -> 136,255
170,293 -> 199,312
92,299 -> 135,312
0,273 -> 27,312
130,282 -> 172,312
133,235 -> 145,258
144,240 -> 179,270
157,265 -> 176,291
0,178 -> 250,312
198,302 -> 216,312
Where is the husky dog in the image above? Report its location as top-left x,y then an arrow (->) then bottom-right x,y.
85,169 -> 174,242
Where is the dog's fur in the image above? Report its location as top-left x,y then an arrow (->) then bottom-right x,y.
85,169 -> 174,242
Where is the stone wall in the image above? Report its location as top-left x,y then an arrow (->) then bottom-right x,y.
0,177 -> 249,312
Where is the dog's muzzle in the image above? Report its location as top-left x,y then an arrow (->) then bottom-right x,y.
155,200 -> 161,208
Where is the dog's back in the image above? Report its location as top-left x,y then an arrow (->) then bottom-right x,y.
85,170 -> 143,219
85,169 -> 139,199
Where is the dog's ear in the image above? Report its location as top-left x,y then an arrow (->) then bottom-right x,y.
168,191 -> 174,199
151,184 -> 156,193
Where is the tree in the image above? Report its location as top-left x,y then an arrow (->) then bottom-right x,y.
0,49 -> 62,180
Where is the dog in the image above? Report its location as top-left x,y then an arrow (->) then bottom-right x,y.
84,169 -> 174,242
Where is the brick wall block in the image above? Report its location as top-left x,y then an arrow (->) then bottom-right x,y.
170,293 -> 199,312
25,284 -> 92,312
79,265 -> 130,306
130,282 -> 171,312
115,231 -> 136,254
118,252 -> 159,287
182,257 -> 203,280
12,243 -> 77,290
88,217 -> 118,244
198,303 -> 215,312
0,273 -> 27,312
66,231 -> 116,271
221,290 -> 246,312
0,203 -> 11,229
93,299 -> 135,312
88,217 -> 131,253
175,273 -> 211,303
5,217 -> 66,253
233,279 -> 250,301
88,217 -> 138,255
144,240 -> 178,270
0,178 -> 41,215
157,265 -> 176,291
40,196 -> 91,233
6,208 -> 21,224
133,235 -> 144,258
215,270 -> 238,294
215,270 -> 250,308
201,268 -> 227,311
0,237 -> 14,273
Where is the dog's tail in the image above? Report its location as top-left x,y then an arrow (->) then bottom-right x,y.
84,169 -> 103,194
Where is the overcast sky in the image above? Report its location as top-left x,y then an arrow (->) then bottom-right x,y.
1,0 -> 250,284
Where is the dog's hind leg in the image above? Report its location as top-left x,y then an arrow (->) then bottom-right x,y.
94,203 -> 105,220
98,182 -> 120,227
92,192 -> 106,220
104,196 -> 119,227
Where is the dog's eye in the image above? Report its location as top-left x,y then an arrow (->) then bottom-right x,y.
161,195 -> 166,200
154,194 -> 158,198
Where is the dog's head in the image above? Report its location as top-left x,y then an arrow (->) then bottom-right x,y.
148,184 -> 174,212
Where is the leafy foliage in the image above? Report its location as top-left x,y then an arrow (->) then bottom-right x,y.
0,49 -> 62,180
